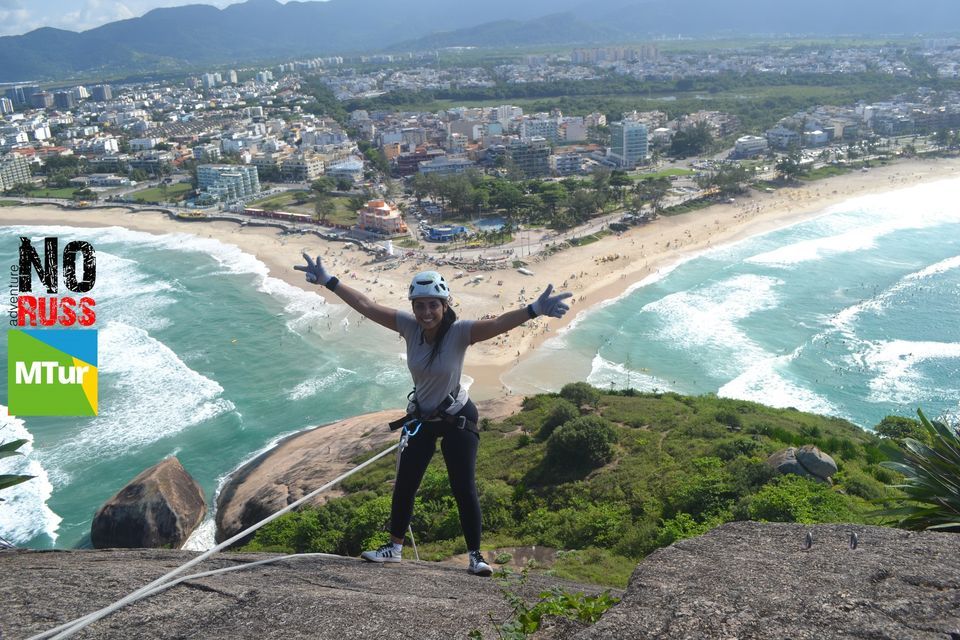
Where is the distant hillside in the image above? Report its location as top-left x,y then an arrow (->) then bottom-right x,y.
3,0 -> 960,82
387,12 -> 620,51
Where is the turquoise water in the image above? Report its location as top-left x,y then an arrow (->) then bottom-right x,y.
0,225 -> 412,549
3,177 -> 959,549
505,177 -> 960,429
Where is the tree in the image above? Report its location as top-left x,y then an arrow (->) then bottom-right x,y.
609,170 -> 632,203
875,415 -> 929,444
0,439 -> 34,500
311,176 -> 335,196
669,122 -> 714,158
560,382 -> 601,409
314,195 -> 336,224
538,181 -> 568,217
775,152 -> 803,182
546,416 -> 617,472
566,189 -> 597,223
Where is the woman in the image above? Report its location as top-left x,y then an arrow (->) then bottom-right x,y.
295,252 -> 571,576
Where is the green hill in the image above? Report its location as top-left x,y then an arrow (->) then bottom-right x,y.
242,386 -> 898,586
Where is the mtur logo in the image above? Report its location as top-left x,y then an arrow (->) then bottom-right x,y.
15,236 -> 96,327
7,329 -> 98,416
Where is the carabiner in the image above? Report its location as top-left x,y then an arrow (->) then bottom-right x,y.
402,419 -> 421,438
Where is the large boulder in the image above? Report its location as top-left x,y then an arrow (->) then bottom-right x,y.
91,457 -> 205,549
766,445 -> 837,484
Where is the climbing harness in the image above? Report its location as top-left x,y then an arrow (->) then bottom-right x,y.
388,386 -> 478,435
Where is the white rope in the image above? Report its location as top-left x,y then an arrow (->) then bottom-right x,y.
29,441 -> 401,640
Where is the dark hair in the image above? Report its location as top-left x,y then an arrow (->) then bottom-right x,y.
426,304 -> 457,368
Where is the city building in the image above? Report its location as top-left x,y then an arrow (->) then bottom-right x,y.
506,137 -> 551,177
608,120 -> 648,168
732,135 -> 769,158
326,158 -> 364,184
31,92 -> 54,109
5,86 -> 27,107
0,98 -> 13,115
281,152 -> 325,182
0,153 -> 32,190
417,156 -> 475,175
196,164 -> 261,204
765,125 -> 801,150
91,85 -> 113,102
357,199 -> 407,235
54,91 -> 76,110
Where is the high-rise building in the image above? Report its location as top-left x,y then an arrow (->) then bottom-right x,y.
54,91 -> 76,110
31,92 -> 54,109
609,120 -> 648,169
91,84 -> 113,101
197,164 -> 261,203
201,73 -> 217,89
0,153 -> 32,191
507,137 -> 551,177
5,86 -> 27,107
72,85 -> 90,100
0,97 -> 13,115
228,69 -> 238,84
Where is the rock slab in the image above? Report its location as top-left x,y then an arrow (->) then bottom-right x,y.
91,457 -> 206,549
567,522 -> 960,640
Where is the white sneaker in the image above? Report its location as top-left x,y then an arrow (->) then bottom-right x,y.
468,550 -> 492,576
361,543 -> 401,563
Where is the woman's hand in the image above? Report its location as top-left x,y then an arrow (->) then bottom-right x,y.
531,284 -> 572,318
294,252 -> 333,286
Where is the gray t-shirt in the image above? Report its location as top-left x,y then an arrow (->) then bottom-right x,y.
396,311 -> 475,415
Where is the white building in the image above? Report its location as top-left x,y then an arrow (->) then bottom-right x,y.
733,135 -> 769,158
608,120 -> 648,169
0,153 -> 31,190
197,164 -> 261,204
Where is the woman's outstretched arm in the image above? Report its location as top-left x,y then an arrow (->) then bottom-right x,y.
295,252 -> 398,331
470,284 -> 572,343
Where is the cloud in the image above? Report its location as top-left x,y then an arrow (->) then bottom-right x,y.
0,8 -> 31,36
0,0 -> 23,8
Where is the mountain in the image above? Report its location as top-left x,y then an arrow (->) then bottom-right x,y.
387,12 -> 620,51
2,0 -> 960,82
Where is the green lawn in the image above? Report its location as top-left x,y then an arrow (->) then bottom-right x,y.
249,191 -> 359,226
633,168 -> 695,181
0,199 -> 23,207
18,187 -> 80,199
130,182 -> 194,203
800,165 -> 852,181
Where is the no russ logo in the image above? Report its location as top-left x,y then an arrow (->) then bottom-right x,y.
17,236 -> 97,327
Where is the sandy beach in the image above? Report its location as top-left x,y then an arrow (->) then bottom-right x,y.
4,157 -> 959,402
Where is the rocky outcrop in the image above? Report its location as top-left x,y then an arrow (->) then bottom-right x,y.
766,444 -> 837,483
215,396 -> 524,545
566,522 -> 960,640
91,457 -> 206,549
2,523 -> 957,640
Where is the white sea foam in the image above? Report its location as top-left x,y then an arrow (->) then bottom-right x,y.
0,411 -> 62,545
746,179 -> 960,267
642,274 -> 783,377
857,339 -> 960,405
38,322 -> 235,477
831,253 -> 960,336
718,353 -> 841,417
586,354 -> 674,392
288,366 -> 359,401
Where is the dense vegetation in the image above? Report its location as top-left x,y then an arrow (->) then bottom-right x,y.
241,386 -> 902,586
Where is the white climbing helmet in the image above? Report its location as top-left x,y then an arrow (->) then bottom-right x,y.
408,271 -> 450,300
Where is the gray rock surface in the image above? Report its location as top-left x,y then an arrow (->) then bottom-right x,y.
0,548 -> 603,640
91,457 -> 206,549
569,522 -> 960,640
796,443 -> 839,479
215,396 -> 524,545
767,445 -> 837,483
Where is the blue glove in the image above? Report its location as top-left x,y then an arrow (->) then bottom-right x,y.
531,284 -> 573,318
294,251 -> 333,285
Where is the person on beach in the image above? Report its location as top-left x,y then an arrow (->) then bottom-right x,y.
295,252 -> 572,576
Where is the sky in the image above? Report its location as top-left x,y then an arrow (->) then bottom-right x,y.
0,0 -> 294,37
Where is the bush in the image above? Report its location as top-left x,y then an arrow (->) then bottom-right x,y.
546,416 -> 617,472
745,476 -> 855,524
538,399 -> 580,441
875,415 -> 929,443
713,437 -> 761,460
666,457 -> 737,519
560,382 -> 601,409
714,410 -> 743,430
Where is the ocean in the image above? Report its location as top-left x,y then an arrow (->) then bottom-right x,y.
2,176 -> 959,549
505,177 -> 960,428
0,225 -> 413,549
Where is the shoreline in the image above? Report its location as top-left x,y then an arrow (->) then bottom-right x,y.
3,157 -> 959,402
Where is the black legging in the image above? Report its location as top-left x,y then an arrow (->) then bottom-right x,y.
390,399 -> 481,550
